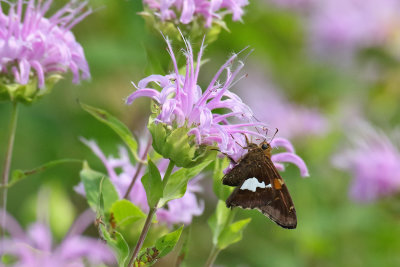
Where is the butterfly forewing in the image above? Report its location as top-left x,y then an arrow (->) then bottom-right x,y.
223,145 -> 297,229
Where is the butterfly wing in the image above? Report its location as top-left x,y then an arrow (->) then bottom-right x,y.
225,153 -> 297,229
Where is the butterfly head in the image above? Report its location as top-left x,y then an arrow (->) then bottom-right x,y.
259,141 -> 272,157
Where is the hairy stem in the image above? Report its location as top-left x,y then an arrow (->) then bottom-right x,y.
1,102 -> 19,236
123,138 -> 152,199
204,209 -> 237,267
128,160 -> 175,266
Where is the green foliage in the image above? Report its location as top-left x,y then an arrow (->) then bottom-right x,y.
159,159 -> 212,207
111,200 -> 146,227
80,162 -> 119,214
135,226 -> 184,266
208,201 -> 251,250
212,157 -> 233,201
141,158 -> 163,207
100,224 -> 130,267
6,159 -> 81,188
80,103 -> 139,161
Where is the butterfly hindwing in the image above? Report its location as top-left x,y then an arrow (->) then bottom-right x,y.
223,146 -> 297,229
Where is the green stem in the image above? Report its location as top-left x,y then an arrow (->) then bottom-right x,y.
128,160 -> 175,266
1,102 -> 19,235
204,209 -> 237,267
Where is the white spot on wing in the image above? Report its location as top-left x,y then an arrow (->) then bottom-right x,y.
240,177 -> 271,192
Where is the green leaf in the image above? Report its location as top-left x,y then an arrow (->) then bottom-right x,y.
212,157 -> 233,201
217,218 -> 251,250
158,159 -> 212,207
208,200 -> 231,246
158,169 -> 187,207
142,158 -> 163,207
155,226 -> 184,258
111,200 -> 146,227
80,103 -> 139,160
80,162 -> 119,214
6,159 -> 81,188
100,224 -> 130,267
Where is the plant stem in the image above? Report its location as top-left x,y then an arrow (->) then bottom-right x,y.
204,209 -> 237,267
204,245 -> 220,267
123,139 -> 152,199
1,102 -> 19,235
128,160 -> 175,266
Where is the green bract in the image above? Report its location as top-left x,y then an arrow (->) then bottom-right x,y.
148,118 -> 216,168
0,74 -> 62,104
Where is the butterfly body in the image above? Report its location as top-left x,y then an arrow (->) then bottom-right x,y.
223,141 -> 297,229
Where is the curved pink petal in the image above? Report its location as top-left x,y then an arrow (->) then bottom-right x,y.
271,152 -> 309,177
126,89 -> 161,104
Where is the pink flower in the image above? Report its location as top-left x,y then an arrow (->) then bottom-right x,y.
0,0 -> 91,88
333,123 -> 400,202
127,37 -> 268,162
127,36 -> 309,177
76,138 -> 204,225
143,0 -> 248,27
0,210 -> 115,267
308,0 -> 400,56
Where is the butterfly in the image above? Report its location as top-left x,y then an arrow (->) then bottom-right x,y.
222,137 -> 297,229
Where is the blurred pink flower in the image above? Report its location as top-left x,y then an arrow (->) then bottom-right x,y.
238,70 -> 328,140
0,0 -> 91,88
333,123 -> 400,202
308,0 -> 400,56
0,210 -> 115,267
143,0 -> 248,27
76,138 -> 204,225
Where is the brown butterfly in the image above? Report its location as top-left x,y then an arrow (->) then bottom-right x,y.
222,136 -> 297,229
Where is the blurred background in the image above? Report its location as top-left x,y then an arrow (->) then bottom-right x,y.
1,0 -> 400,266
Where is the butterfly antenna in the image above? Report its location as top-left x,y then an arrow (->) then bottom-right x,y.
270,128 -> 279,143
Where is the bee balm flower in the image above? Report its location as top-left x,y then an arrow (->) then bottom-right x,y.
333,123 -> 400,202
0,0 -> 91,103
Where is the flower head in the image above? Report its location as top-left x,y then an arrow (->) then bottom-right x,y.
127,36 -> 267,163
333,123 -> 400,202
76,138 -> 204,225
0,0 -> 91,102
143,0 -> 248,28
127,36 -> 309,176
0,210 -> 115,267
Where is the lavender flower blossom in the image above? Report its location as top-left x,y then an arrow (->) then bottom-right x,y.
75,138 -> 204,225
332,123 -> 400,202
308,0 -> 400,57
0,0 -> 90,92
142,0 -> 248,28
127,36 -> 309,177
0,210 -> 115,267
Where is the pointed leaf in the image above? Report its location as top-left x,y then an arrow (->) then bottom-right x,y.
100,224 -> 130,267
155,226 -> 184,258
142,158 -> 163,207
158,159 -> 212,207
111,200 -> 146,227
217,218 -> 251,250
80,103 -> 138,160
208,200 -> 231,246
80,162 -> 119,214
